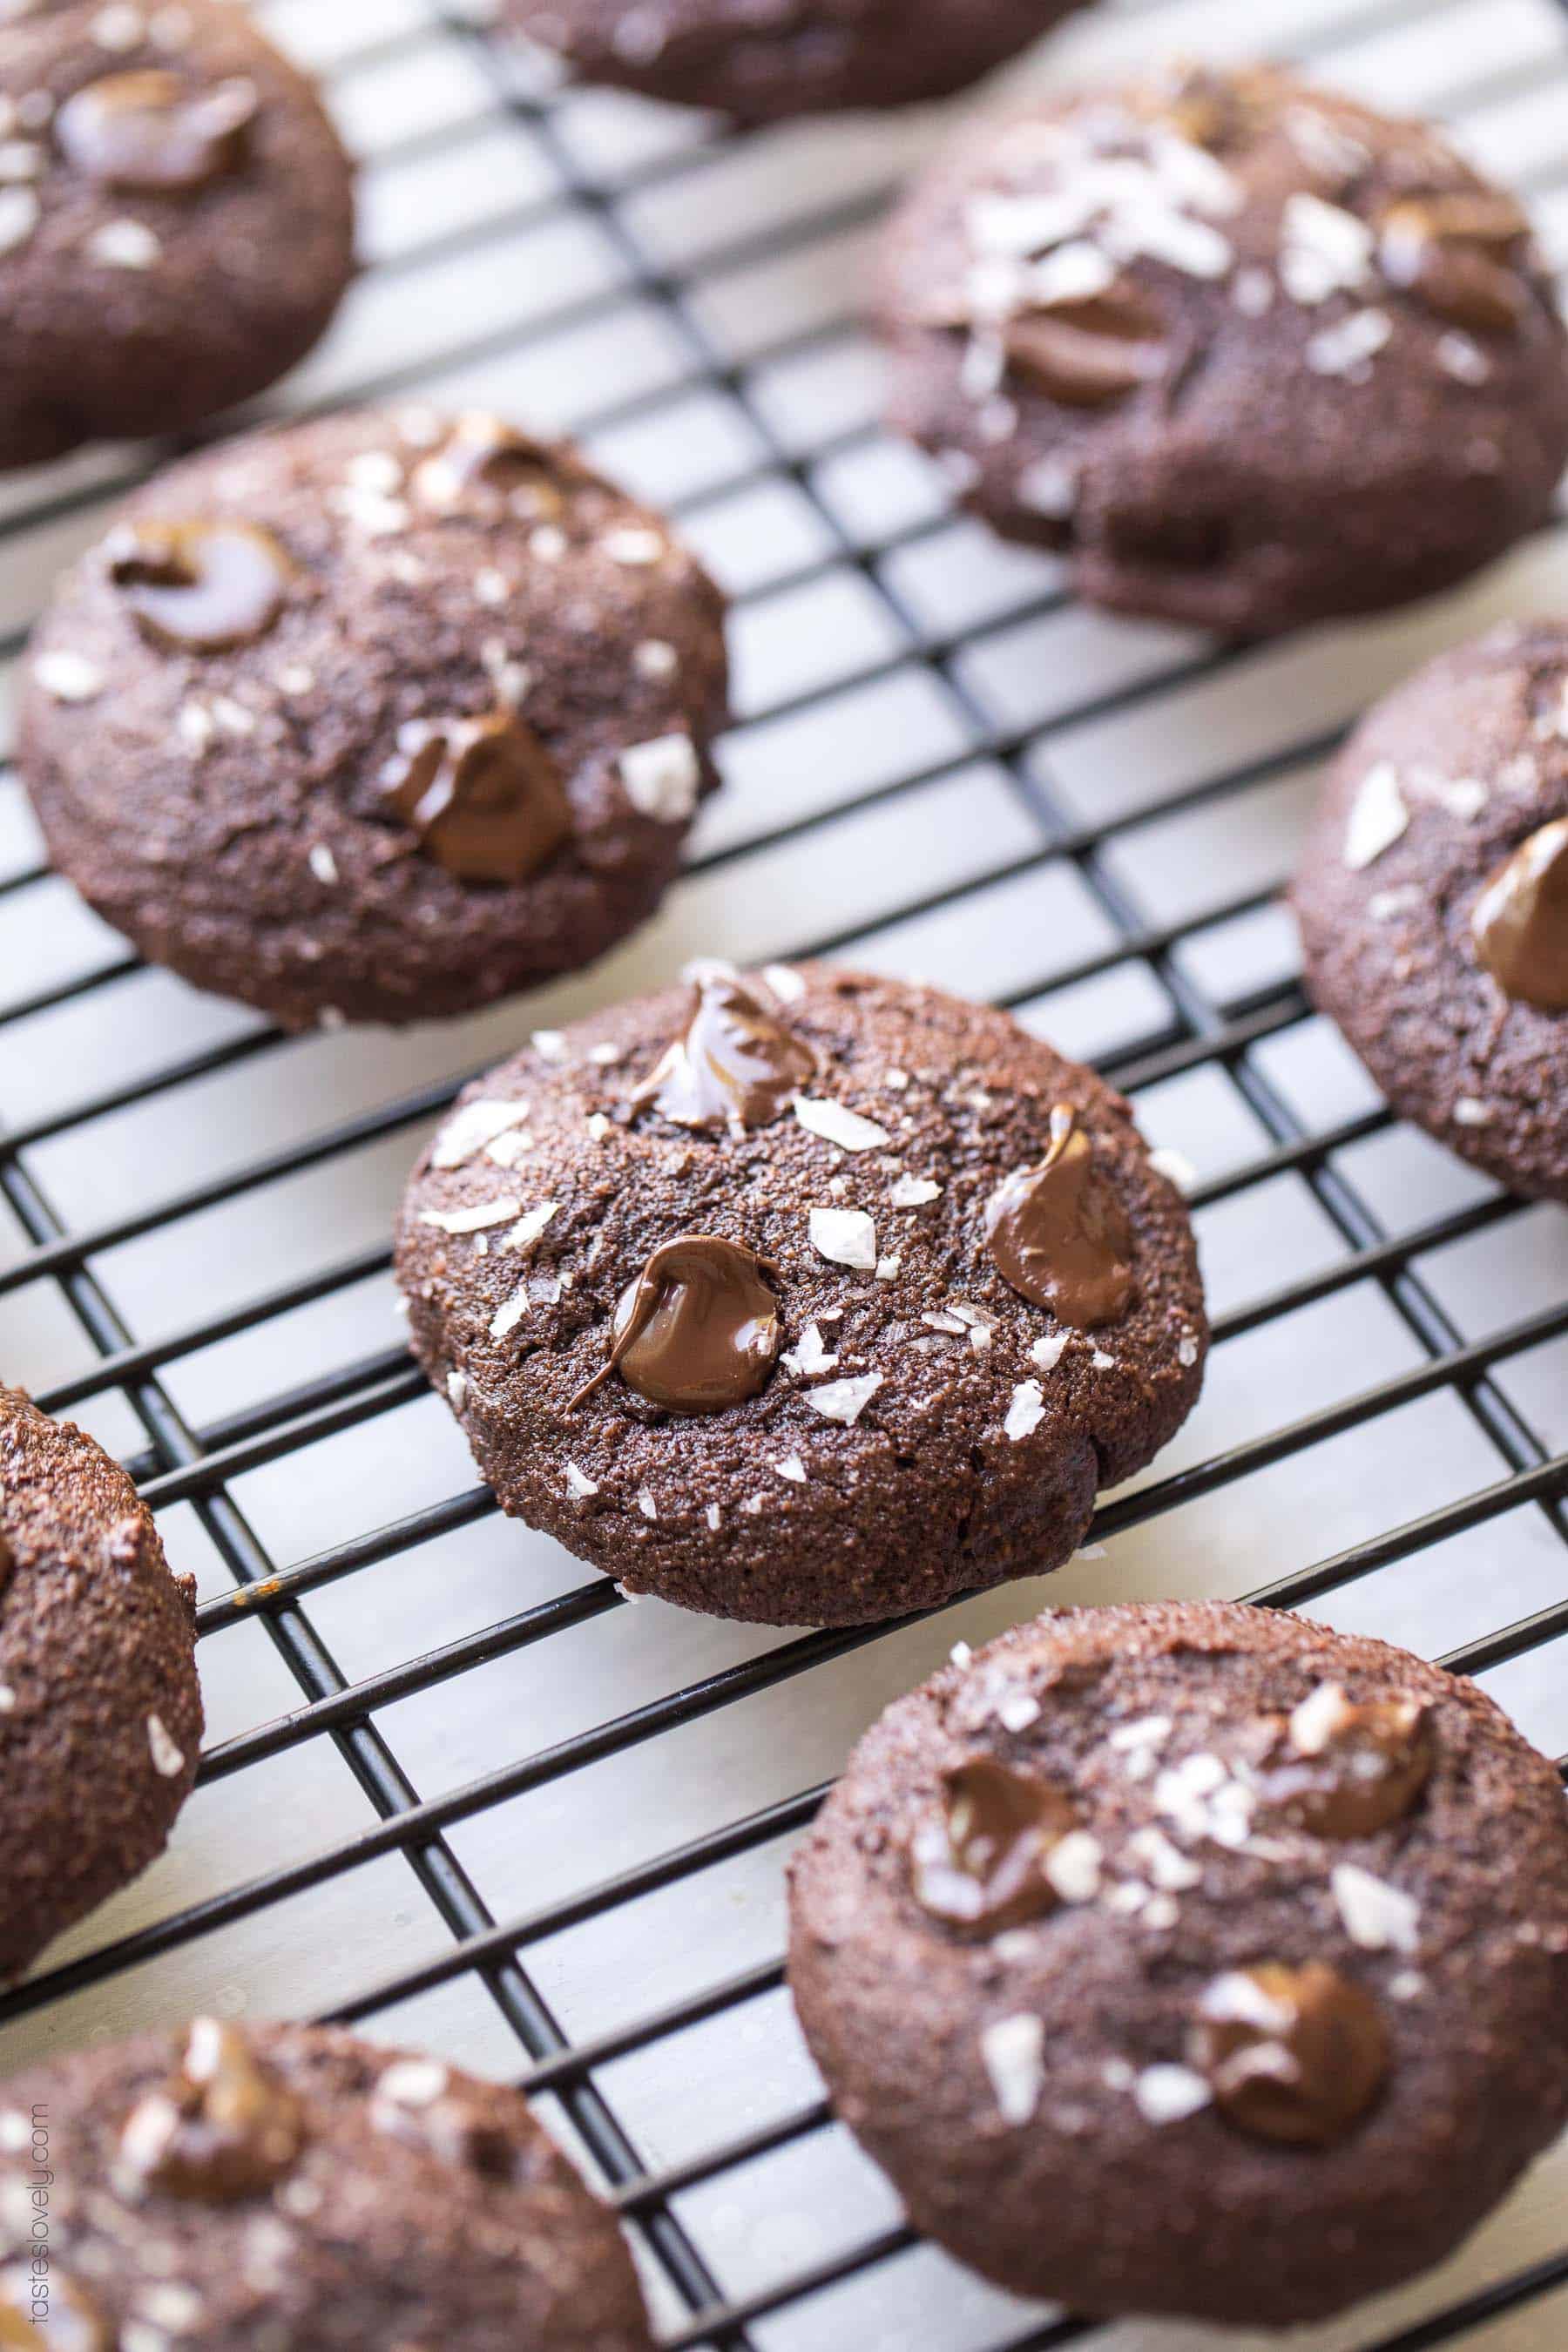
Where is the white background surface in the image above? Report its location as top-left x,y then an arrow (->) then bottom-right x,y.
1,0 -> 1566,2345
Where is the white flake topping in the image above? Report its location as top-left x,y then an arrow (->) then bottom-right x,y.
490,1288 -> 531,1340
762,962 -> 807,1004
432,1098 -> 530,1171
1279,192 -> 1374,305
146,1713 -> 186,1778
504,1201 -> 559,1253
1031,1331 -> 1071,1376
34,650 -> 104,703
889,1174 -> 942,1207
1132,2065 -> 1213,2125
1127,1825 -> 1203,1892
997,1691 -> 1041,1733
781,1322 -> 839,1378
417,1198 -> 522,1235
1344,762 -> 1409,869
446,1371 -> 468,1410
620,732 -> 700,822
1332,1862 -> 1421,1953
809,1206 -> 877,1270
1004,1381 -> 1046,1442
565,1463 -> 598,1499
980,2013 -> 1044,2125
0,182 -> 37,255
1306,308 -> 1393,379
774,1454 -> 808,1484
89,218 -> 161,270
1044,1829 -> 1103,1904
376,2058 -> 448,2109
794,1098 -> 891,1152
807,1372 -> 883,1425
308,843 -> 338,887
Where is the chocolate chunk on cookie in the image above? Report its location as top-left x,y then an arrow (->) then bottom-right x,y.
1296,620 -> 1568,1201
506,0 -> 1090,124
19,408 -> 729,1027
879,62 -> 1568,635
0,1386 -> 201,1982
0,2020 -> 652,2350
394,963 -> 1206,1625
787,1600 -> 1568,2327
0,0 -> 355,470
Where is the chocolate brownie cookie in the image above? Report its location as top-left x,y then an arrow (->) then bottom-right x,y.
0,1386 -> 200,1982
879,62 -> 1568,636
507,0 -> 1090,123
394,963 -> 1206,1625
0,0 -> 355,472
0,2019 -> 652,2349
19,407 -> 730,1027
1297,621 -> 1568,1202
787,1599 -> 1568,2327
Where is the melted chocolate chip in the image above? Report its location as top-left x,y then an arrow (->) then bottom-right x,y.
108,519 -> 293,652
1004,282 -> 1170,409
1380,192 -> 1531,335
1191,1962 -> 1389,2144
909,1757 -> 1081,1936
1470,817 -> 1568,1011
631,970 -> 818,1130
984,1106 -> 1136,1328
0,2272 -> 110,2352
57,70 -> 257,194
1256,1685 -> 1433,1839
379,711 -> 572,886
412,415 -> 564,520
571,1234 -> 781,1414
118,2018 -> 304,2202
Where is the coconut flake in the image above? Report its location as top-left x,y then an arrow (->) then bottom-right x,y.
1132,2065 -> 1213,2125
1044,1829 -> 1102,1904
1306,308 -> 1392,378
434,1099 -> 530,1170
89,217 -> 161,270
1031,1332 -> 1071,1375
1004,1381 -> 1046,1442
0,184 -> 38,254
781,1322 -> 839,1378
809,1206 -> 877,1270
807,1372 -> 883,1426
1344,762 -> 1408,869
794,1098 -> 891,1152
35,650 -> 104,703
762,962 -> 807,1004
1280,192 -> 1373,304
1332,1862 -> 1421,1954
564,1463 -> 598,1500
889,1175 -> 943,1208
620,732 -> 700,821
417,1198 -> 522,1236
489,1288 -> 531,1340
980,2014 -> 1044,2125
774,1454 -> 808,1484
504,1201 -> 559,1253
146,1713 -> 186,1777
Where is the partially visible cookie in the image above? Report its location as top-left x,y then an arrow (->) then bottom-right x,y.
19,408 -> 730,1027
394,963 -> 1206,1625
0,1386 -> 201,1982
507,0 -> 1090,123
0,2019 -> 652,2349
879,61 -> 1568,635
0,0 -> 355,471
1296,621 -> 1568,1202
787,1600 -> 1568,2328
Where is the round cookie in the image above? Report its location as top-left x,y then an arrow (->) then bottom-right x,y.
394,963 -> 1206,1625
879,61 -> 1568,636
507,0 -> 1090,124
787,1599 -> 1568,2328
19,407 -> 730,1027
0,0 -> 355,472
0,2018 -> 652,2349
1296,620 -> 1568,1202
0,1385 -> 201,1982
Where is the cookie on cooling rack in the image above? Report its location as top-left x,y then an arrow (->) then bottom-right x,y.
0,1385 -> 201,1982
394,963 -> 1207,1625
1296,620 -> 1568,1202
0,0 -> 355,472
19,406 -> 730,1028
787,1598 -> 1568,2328
0,2019 -> 653,2350
505,0 -> 1091,123
879,60 -> 1568,636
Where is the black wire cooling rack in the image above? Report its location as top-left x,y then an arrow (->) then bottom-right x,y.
2,0 -> 1568,2346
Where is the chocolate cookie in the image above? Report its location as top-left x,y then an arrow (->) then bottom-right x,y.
0,2018 -> 652,2349
19,408 -> 730,1027
0,0 -> 355,472
1296,621 -> 1568,1203
0,1386 -> 201,1983
787,1599 -> 1568,2328
394,963 -> 1206,1625
879,62 -> 1568,636
507,0 -> 1089,123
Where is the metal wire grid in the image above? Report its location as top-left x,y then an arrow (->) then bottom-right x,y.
0,0 -> 1566,2344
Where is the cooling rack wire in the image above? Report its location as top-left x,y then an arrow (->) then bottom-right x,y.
2,0 -> 1567,2345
